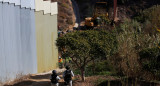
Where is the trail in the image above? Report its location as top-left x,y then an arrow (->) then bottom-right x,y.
4,69 -> 66,86
4,68 -> 92,86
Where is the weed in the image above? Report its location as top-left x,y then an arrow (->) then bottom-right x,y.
61,3 -> 70,9
4,73 -> 31,85
67,19 -> 73,25
94,78 -> 106,85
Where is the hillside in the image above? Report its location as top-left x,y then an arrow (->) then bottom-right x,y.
51,0 -> 76,31
74,0 -> 160,21
53,0 -> 160,31
56,0 -> 160,84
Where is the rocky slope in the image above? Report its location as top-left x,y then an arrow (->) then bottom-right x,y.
51,0 -> 76,31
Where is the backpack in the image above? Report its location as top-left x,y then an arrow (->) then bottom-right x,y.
50,74 -> 58,84
64,70 -> 72,83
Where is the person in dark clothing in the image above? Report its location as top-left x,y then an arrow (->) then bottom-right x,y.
110,20 -> 115,26
50,70 -> 61,86
63,66 -> 74,86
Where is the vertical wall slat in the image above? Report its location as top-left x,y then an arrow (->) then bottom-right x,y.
30,0 -> 35,9
30,9 -> 37,73
10,0 -> 16,4
43,1 -> 51,14
2,3 -> 13,79
9,0 -> 20,5
20,8 -> 34,74
51,2 -> 58,15
14,0 -> 21,5
8,3 -> 19,78
0,2 -> 6,82
2,0 -> 9,3
35,0 -> 43,11
14,5 -> 22,73
21,0 -> 31,8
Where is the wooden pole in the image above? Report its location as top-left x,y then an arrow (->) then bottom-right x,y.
113,0 -> 117,21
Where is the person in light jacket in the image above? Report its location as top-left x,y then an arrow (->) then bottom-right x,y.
63,66 -> 74,86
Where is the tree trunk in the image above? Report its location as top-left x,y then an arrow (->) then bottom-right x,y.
80,68 -> 85,81
113,0 -> 117,21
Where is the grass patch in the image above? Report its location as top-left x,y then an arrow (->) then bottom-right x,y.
94,78 -> 107,85
61,3 -> 70,9
85,60 -> 117,77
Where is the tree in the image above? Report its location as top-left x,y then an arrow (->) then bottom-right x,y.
56,30 -> 117,81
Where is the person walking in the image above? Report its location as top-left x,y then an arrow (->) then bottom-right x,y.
50,70 -> 61,86
63,66 -> 74,86
59,56 -> 64,68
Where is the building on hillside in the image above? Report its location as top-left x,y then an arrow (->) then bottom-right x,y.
0,0 -> 58,83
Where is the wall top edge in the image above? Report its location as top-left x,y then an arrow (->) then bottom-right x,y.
35,10 -> 58,16
1,1 -> 58,14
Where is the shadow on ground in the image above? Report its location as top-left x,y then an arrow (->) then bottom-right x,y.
4,70 -> 66,86
4,81 -> 66,86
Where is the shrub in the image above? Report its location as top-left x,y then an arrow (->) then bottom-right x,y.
67,19 -> 73,25
117,19 -> 142,34
139,47 -> 160,77
139,47 -> 160,60
113,19 -> 160,79
61,3 -> 70,9
134,5 -> 160,34
86,60 -> 117,76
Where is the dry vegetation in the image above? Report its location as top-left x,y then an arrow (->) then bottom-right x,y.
3,71 -> 117,86
4,74 -> 31,86
51,0 -> 76,31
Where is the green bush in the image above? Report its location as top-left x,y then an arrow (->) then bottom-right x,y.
117,19 -> 142,34
86,60 -> 117,76
139,47 -> 160,60
139,47 -> 160,76
114,19 -> 160,79
134,5 -> 160,30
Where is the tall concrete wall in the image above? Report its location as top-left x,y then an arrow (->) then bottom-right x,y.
35,11 -> 58,73
0,2 -> 37,82
0,0 -> 58,83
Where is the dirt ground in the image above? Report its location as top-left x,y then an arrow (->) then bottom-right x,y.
4,69 -> 66,86
4,69 -> 160,86
3,68 -> 115,86
3,68 -> 91,86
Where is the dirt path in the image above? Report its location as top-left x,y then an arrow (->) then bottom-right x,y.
4,68 -> 95,86
4,68 -> 127,86
4,69 -> 66,86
